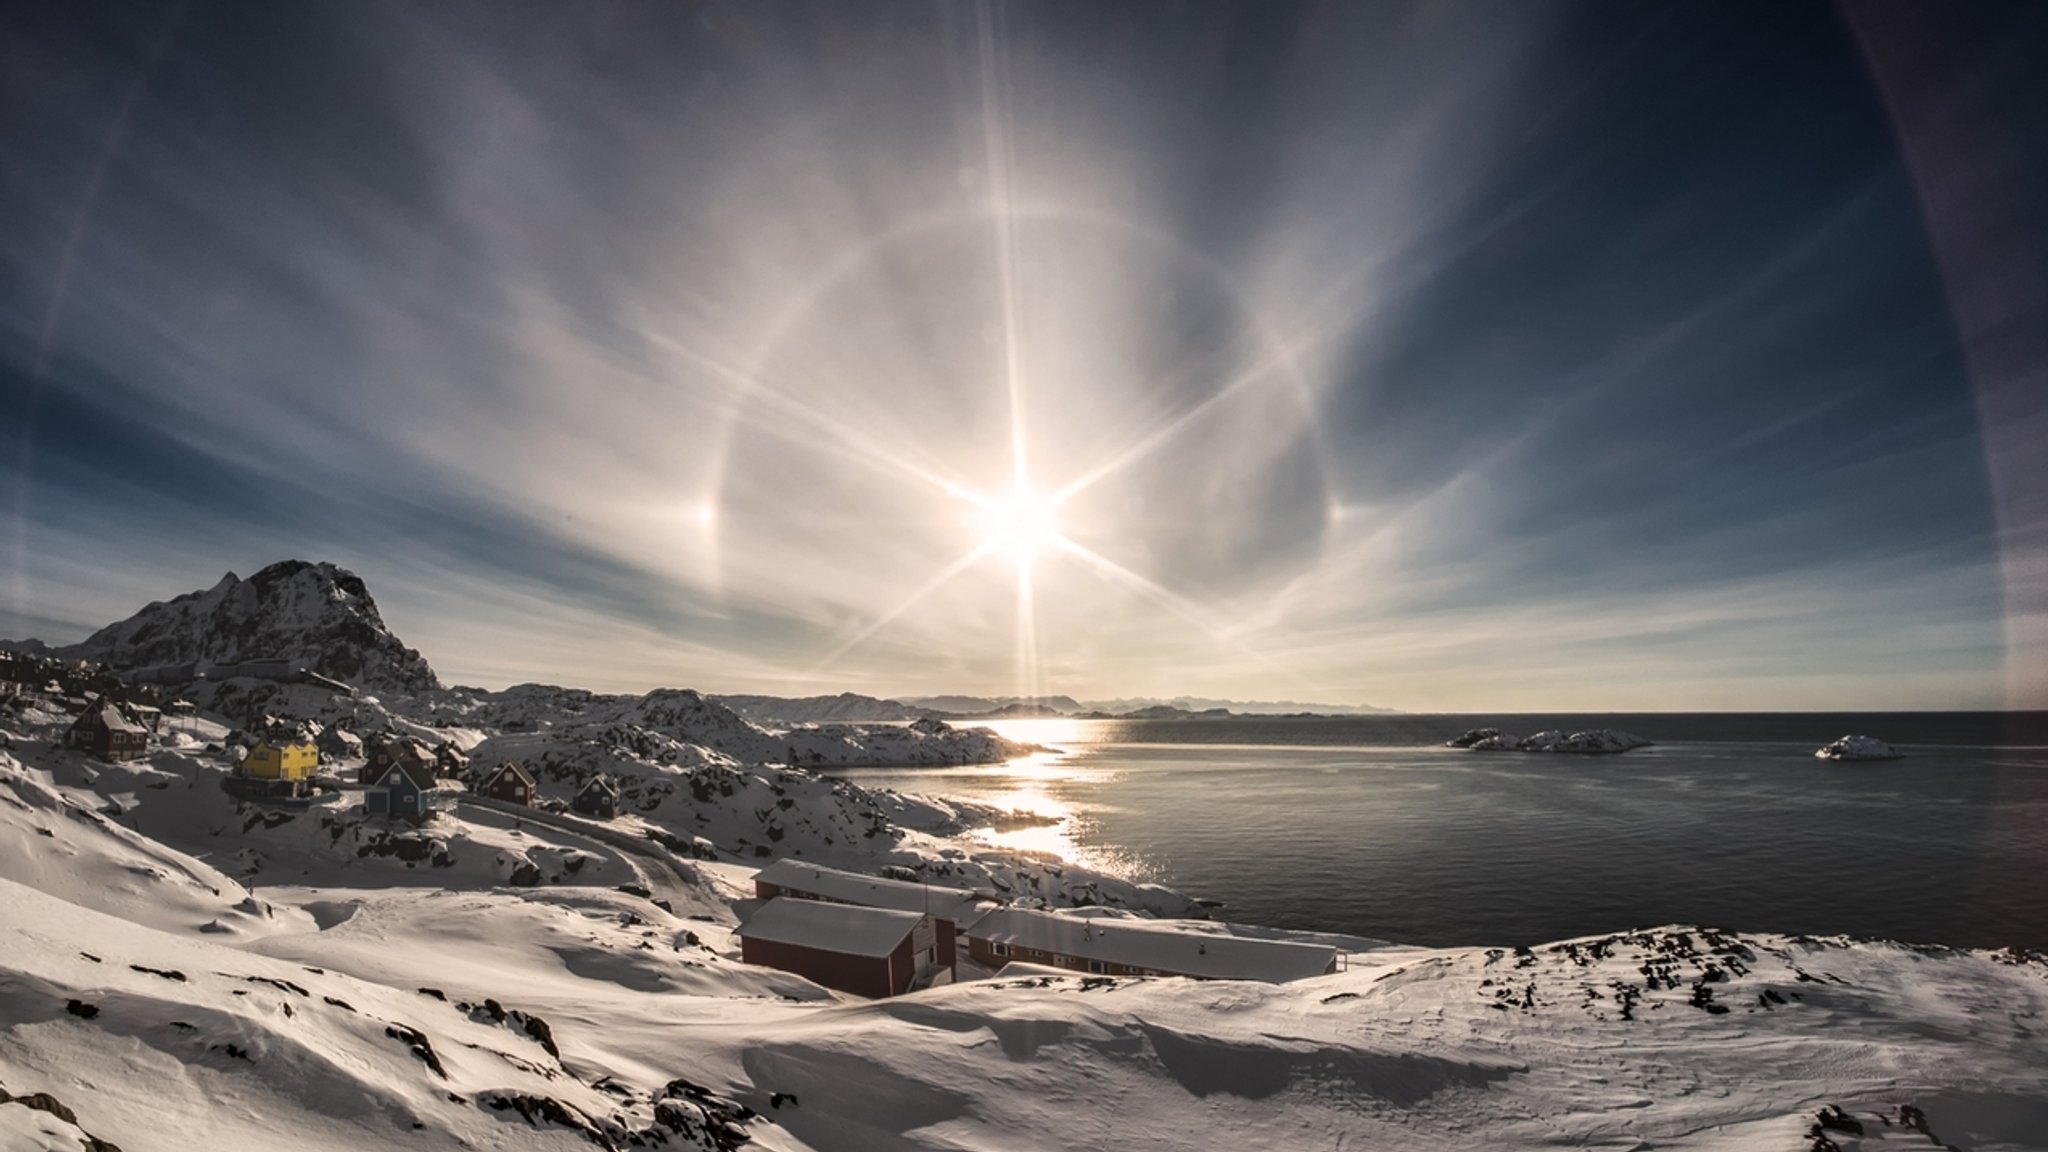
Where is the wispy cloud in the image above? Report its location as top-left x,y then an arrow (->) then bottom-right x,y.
1,1 -> 2033,707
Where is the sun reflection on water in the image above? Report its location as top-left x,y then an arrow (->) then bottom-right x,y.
837,719 -> 1154,880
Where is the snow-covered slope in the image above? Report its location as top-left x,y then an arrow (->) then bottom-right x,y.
0,878 -> 789,1152
8,863 -> 2045,1152
58,560 -> 439,692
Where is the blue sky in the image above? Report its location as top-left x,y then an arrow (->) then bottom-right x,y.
3,1 -> 2043,709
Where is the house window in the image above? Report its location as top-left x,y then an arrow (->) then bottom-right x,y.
990,942 -> 1008,958
1086,960 -> 1107,974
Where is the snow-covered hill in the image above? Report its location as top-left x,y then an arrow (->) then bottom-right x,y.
6,834 -> 2044,1152
56,560 -> 440,693
418,685 -> 1028,768
4,709 -> 2046,1149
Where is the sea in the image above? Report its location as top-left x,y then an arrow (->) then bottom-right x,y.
833,712 -> 2048,952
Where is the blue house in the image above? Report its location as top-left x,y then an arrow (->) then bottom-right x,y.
365,762 -> 429,819
572,774 -> 620,820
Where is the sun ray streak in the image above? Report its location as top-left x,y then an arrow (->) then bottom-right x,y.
1052,538 -> 1315,689
643,330 -> 985,504
977,0 -> 1029,487
1015,563 -> 1041,705
1047,313 -> 1345,508
808,542 -> 996,674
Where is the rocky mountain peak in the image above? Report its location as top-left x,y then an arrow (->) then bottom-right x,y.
60,560 -> 440,692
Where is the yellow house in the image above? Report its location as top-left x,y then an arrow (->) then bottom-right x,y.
241,740 -> 318,781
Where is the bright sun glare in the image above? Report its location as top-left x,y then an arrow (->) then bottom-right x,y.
977,484 -> 1062,570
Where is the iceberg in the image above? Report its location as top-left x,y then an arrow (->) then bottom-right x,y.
1815,735 -> 1903,761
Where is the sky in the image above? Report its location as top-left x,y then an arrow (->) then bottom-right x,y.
3,1 -> 2044,711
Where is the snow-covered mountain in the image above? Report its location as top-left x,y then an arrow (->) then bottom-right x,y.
55,560 -> 440,693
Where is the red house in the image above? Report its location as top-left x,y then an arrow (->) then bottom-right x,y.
360,735 -> 436,787
68,704 -> 149,762
736,898 -> 935,998
752,858 -> 990,975
478,761 -> 537,805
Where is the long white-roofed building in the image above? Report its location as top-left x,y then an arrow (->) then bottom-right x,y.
964,908 -> 1338,983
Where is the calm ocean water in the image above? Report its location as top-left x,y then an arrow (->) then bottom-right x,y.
834,713 -> 2048,951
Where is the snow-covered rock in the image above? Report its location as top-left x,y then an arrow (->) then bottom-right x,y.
1448,728 -> 1652,753
1516,729 -> 1653,754
1446,727 -> 1505,748
1815,734 -> 1904,761
56,560 -> 439,692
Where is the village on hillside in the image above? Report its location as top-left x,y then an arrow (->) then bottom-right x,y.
6,570 -> 2045,1152
1,642 -> 1346,1002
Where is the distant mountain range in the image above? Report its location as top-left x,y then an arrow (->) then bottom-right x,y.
714,693 -> 934,724
728,693 -> 1399,722
899,694 -> 1087,715
1076,696 -> 1396,716
680,692 -> 1403,724
902,694 -> 1394,717
5,559 -> 1392,717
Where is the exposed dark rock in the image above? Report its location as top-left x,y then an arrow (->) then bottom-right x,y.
522,1014 -> 560,1059
384,1023 -> 447,1078
480,1093 -> 609,1146
0,1088 -> 123,1151
238,975 -> 308,997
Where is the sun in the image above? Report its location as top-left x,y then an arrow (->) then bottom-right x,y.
976,483 -> 1062,570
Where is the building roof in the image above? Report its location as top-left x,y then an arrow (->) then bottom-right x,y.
754,858 -> 991,925
249,738 -> 315,752
966,908 -> 1336,983
75,703 -> 147,735
371,763 -> 426,793
737,897 -> 924,958
485,761 -> 536,787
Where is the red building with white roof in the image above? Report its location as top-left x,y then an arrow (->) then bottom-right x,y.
752,858 -> 992,974
736,897 -> 936,998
